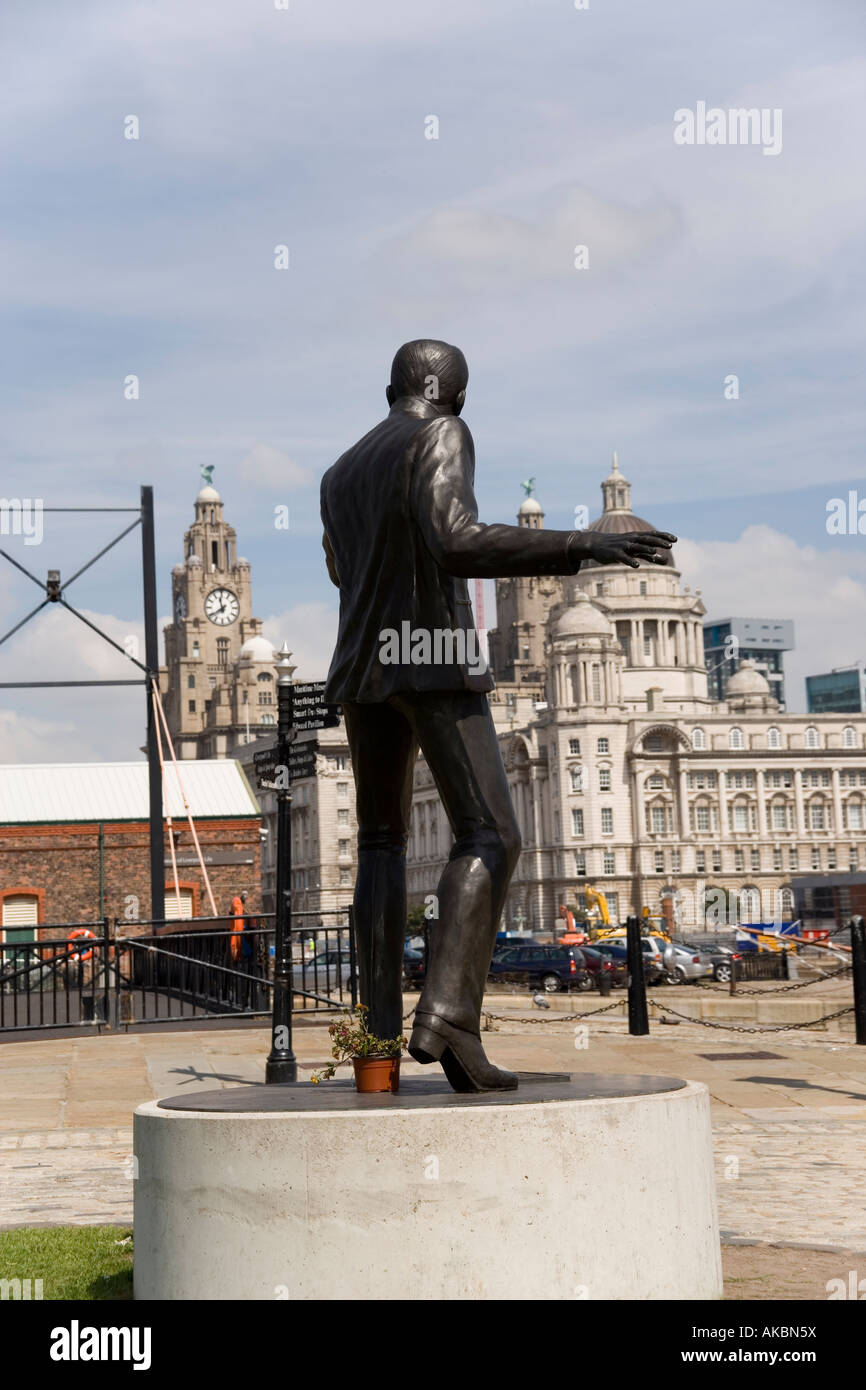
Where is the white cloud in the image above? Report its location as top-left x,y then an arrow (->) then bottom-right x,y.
677,525 -> 866,711
239,444 -> 312,491
262,601 -> 337,683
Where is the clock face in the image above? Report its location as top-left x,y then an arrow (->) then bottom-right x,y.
204,587 -> 239,625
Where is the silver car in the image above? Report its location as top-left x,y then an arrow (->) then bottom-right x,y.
663,942 -> 715,984
292,948 -> 356,998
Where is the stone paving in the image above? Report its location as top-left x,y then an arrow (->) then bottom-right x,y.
1,1007 -> 866,1253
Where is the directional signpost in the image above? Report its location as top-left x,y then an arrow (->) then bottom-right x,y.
262,651 -> 341,1084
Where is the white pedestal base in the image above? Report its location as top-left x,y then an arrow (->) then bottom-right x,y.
133,1074 -> 721,1300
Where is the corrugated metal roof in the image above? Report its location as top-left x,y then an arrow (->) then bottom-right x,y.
0,761 -> 260,824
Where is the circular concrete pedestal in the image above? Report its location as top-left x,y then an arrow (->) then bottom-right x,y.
133,1073 -> 721,1301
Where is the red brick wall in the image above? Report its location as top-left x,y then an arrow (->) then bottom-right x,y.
0,818 -> 261,936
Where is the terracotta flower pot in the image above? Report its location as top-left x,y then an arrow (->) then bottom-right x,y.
352,1055 -> 401,1093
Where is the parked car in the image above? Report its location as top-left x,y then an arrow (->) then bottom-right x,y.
402,946 -> 426,989
680,936 -> 742,982
574,944 -> 628,990
292,948 -> 356,996
488,944 -> 590,993
662,942 -> 715,985
590,939 -> 665,986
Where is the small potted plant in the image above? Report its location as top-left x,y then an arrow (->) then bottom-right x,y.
311,1005 -> 407,1093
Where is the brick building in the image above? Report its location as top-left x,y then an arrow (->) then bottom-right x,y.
0,760 -> 262,938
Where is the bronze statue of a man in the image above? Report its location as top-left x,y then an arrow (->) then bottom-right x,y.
320,340 -> 675,1091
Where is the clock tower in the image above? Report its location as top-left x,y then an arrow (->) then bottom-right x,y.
162,474 -> 293,758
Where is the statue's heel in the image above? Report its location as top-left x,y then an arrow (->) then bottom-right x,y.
407,1021 -> 446,1065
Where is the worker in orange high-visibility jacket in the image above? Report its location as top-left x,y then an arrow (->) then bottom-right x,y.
230,891 -> 247,962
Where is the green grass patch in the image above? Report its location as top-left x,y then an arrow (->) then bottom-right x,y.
0,1225 -> 133,1300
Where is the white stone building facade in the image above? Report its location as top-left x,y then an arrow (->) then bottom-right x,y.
406,460 -> 866,934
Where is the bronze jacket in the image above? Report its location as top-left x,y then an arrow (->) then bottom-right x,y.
320,398 -> 581,704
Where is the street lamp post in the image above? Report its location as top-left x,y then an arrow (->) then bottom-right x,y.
266,644 -> 298,1084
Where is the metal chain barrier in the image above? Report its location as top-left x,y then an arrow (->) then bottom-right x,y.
482,996 -> 628,1026
648,999 -> 855,1033
693,964 -> 852,996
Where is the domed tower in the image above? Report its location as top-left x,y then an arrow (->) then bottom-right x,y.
486,484 -> 567,685
569,454 -> 708,710
546,593 -> 624,710
725,659 -> 779,714
163,471 -> 267,758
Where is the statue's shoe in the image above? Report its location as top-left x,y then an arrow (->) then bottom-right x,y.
408,1012 -> 518,1093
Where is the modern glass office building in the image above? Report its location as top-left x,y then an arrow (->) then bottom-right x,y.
702,618 -> 795,708
806,665 -> 866,715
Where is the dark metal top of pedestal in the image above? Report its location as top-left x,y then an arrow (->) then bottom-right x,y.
156,1072 -> 687,1113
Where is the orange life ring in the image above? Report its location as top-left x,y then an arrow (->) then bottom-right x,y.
68,928 -> 96,961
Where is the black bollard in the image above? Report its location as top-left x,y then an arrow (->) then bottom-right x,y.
625,915 -> 649,1036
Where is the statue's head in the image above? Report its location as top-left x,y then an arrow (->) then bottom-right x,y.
386,339 -> 468,416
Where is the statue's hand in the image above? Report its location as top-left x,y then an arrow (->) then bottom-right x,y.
569,529 -> 676,569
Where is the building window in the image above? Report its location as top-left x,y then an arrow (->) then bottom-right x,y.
850,846 -> 859,870
257,671 -> 272,682
572,808 -> 584,837
771,802 -> 791,831
260,713 -> 275,725
257,691 -> 273,705
773,847 -> 782,871
596,582 -> 604,596
843,725 -> 857,748
337,782 -> 348,797
751,848 -> 761,871
650,806 -> 667,834
648,774 -> 664,790
188,700 -> 196,713
789,847 -> 798,870
187,674 -> 195,689
729,727 -> 744,750
696,849 -> 706,873
575,851 -> 586,875
601,807 -> 613,834
568,738 -> 581,755
217,638 -> 229,667
599,768 -> 611,791
338,840 -> 350,858
603,851 -> 615,875
811,847 -> 821,870
671,848 -> 680,872
847,801 -> 863,830
639,581 -> 647,596
809,803 -> 826,830
192,641 -> 200,658
337,809 -> 349,826
767,726 -> 781,749
827,847 -> 837,870
591,665 -> 601,700
654,850 -> 665,873
692,727 -> 705,749
597,738 -> 609,754
339,868 -> 352,887
712,850 -> 722,873
805,726 -> 820,749
570,767 -> 583,793
734,848 -> 745,872
2,893 -> 39,932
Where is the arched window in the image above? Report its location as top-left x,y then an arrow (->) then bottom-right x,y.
846,799 -> 864,831
729,727 -> 744,750
805,726 -> 820,749
257,671 -> 273,682
740,887 -> 760,924
779,886 -> 794,918
767,726 -> 781,749
843,725 -> 857,748
691,727 -> 705,750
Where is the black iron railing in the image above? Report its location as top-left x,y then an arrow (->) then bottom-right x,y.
0,909 -> 355,1034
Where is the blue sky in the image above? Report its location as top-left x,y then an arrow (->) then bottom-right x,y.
1,0 -> 864,757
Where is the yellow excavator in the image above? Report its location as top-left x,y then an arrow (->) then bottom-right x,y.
584,884 -> 611,928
